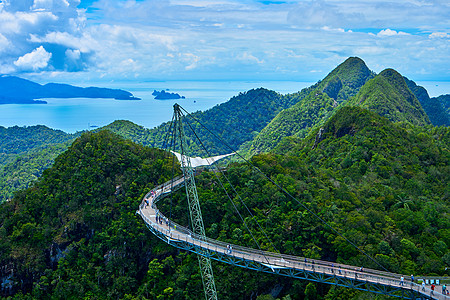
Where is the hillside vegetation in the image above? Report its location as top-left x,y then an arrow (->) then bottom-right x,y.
0,98 -> 449,298
0,131 -> 180,298
0,126 -> 78,202
434,94 -> 450,116
145,88 -> 300,155
0,125 -> 75,166
0,142 -> 72,202
247,57 -> 375,154
404,78 -> 450,126
349,69 -> 430,126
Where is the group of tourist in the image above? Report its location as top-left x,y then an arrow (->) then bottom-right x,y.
414,276 -> 449,296
142,189 -> 450,298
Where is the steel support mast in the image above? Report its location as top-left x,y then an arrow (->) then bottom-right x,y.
173,104 -> 218,300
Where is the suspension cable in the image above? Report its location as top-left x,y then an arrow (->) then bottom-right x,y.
162,113 -> 176,151
169,113 -> 177,224
180,109 -> 272,263
183,113 -> 281,255
179,105 -> 390,272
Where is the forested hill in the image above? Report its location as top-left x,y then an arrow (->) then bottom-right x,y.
349,69 -> 430,126
404,77 -> 450,126
0,126 -> 78,202
0,131 -> 178,298
0,125 -> 75,166
132,88 -> 302,155
0,107 -> 449,298
247,57 -> 375,154
433,94 -> 450,117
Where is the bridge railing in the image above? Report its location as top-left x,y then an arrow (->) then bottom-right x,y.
140,177 -> 450,300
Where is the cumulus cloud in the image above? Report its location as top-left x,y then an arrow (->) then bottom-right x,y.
32,0 -> 70,11
377,29 -> 410,37
429,32 -> 449,38
14,46 -> 52,71
0,0 -> 86,73
65,49 -> 80,60
0,0 -> 449,81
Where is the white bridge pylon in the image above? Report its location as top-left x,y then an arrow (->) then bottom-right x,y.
137,176 -> 446,300
170,151 -> 235,168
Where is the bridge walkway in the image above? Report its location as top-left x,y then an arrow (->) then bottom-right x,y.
137,177 -> 448,300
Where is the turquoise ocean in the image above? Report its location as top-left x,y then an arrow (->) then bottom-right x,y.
1,80 -> 448,133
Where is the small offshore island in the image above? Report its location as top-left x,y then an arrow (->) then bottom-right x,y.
152,89 -> 185,100
0,75 -> 140,104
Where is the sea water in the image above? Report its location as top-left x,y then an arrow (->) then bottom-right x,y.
0,80 -> 448,133
0,81 -> 314,133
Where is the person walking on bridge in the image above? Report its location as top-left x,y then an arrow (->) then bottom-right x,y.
400,275 -> 404,286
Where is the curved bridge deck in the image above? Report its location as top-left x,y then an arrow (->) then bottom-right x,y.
137,178 -> 448,300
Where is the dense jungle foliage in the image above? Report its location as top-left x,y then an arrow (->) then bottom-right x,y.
434,94 -> 450,117
247,57 -> 375,155
0,142 -> 71,202
0,125 -> 75,166
404,78 -> 450,127
0,131 -> 182,299
2,105 -> 448,299
160,106 -> 450,299
0,126 -> 77,202
349,69 -> 430,126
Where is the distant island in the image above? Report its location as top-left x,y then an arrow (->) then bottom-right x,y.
152,89 -> 185,100
0,75 -> 140,104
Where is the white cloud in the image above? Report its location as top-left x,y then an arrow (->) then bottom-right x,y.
32,0 -> 70,11
238,52 -> 264,64
429,32 -> 449,38
287,0 -> 365,29
377,29 -> 410,37
29,31 -> 95,53
0,0 -> 448,81
0,0 -> 85,72
182,53 -> 200,70
65,49 -> 80,60
14,46 -> 52,71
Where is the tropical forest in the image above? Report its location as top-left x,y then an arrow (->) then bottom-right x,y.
0,57 -> 449,300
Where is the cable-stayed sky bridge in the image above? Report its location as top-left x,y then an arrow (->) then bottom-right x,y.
137,175 -> 447,300
138,104 -> 448,300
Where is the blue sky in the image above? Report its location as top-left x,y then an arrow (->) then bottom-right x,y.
0,0 -> 449,84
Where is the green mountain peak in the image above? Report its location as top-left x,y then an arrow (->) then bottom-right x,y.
350,68 -> 430,126
320,57 -> 374,101
247,57 -> 375,154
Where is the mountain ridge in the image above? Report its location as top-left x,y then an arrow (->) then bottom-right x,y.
247,57 -> 375,154
349,69 -> 430,126
404,77 -> 450,126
